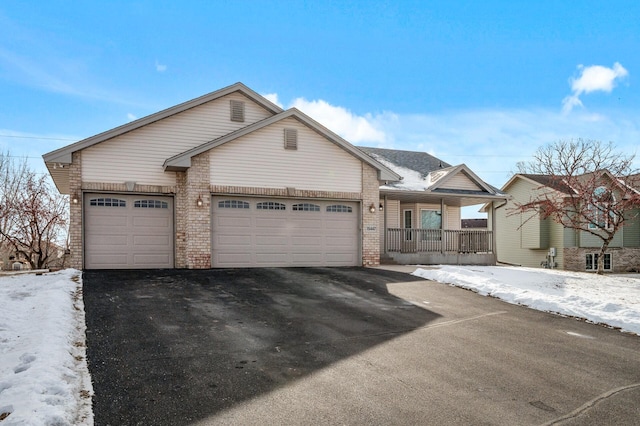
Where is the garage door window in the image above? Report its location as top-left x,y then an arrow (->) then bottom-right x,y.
326,205 -> 352,213
257,201 -> 286,210
218,200 -> 250,209
89,198 -> 126,207
293,203 -> 320,212
134,200 -> 168,208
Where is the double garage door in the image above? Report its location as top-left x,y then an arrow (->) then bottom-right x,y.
84,194 -> 360,269
212,197 -> 360,267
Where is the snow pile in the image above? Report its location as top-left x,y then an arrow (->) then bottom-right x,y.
0,270 -> 93,425
413,266 -> 640,335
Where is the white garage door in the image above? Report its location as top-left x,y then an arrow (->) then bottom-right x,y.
84,193 -> 174,269
212,197 -> 360,267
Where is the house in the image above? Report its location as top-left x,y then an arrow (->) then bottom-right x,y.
485,173 -> 640,272
43,82 -> 506,270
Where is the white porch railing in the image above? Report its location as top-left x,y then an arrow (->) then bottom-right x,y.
386,229 -> 494,254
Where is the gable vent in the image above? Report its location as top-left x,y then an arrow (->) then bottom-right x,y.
284,128 -> 298,150
230,100 -> 245,122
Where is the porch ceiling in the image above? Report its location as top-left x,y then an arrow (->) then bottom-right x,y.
379,189 -> 507,207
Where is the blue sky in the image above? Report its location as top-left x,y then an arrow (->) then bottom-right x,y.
1,1 -> 639,217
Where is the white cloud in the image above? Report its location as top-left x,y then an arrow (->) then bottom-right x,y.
290,97 -> 387,144
261,93 -> 283,108
562,62 -> 628,113
127,113 -> 137,121
155,60 -> 167,72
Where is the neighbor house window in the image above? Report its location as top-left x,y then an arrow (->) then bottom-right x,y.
588,186 -> 614,230
585,253 -> 612,271
89,198 -> 126,207
218,200 -> 250,209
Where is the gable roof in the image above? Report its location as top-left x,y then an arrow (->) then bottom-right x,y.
358,147 -> 451,177
359,147 -> 504,195
164,108 -> 400,182
42,82 -> 283,165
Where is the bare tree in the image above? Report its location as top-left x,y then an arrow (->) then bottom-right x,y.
0,152 -> 69,270
514,139 -> 640,274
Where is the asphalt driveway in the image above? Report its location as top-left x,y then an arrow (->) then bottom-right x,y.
84,267 -> 640,425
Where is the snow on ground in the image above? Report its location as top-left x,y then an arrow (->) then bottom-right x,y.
413,265 -> 640,335
0,269 -> 93,425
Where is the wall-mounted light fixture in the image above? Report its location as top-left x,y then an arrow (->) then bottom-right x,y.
71,194 -> 79,204
379,203 -> 384,212
196,195 -> 204,207
369,203 -> 376,213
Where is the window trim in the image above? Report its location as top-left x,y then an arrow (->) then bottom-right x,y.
585,252 -> 612,271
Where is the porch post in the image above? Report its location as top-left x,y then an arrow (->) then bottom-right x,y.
383,195 -> 388,254
440,198 -> 445,254
491,202 -> 497,264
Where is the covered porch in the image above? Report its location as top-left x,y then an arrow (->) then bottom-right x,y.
378,189 -> 505,265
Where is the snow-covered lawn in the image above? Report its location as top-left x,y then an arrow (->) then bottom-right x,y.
0,269 -> 92,425
413,265 -> 640,335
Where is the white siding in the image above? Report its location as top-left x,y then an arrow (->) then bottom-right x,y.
439,172 -> 482,191
82,93 -> 273,186
380,199 -> 400,251
210,117 -> 362,192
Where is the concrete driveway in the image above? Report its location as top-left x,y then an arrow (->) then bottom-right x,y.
83,267 -> 640,425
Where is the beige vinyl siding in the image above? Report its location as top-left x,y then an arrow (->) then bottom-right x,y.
380,199 -> 400,251
446,206 -> 461,230
209,117 -> 362,192
82,93 -> 273,186
439,172 -> 482,191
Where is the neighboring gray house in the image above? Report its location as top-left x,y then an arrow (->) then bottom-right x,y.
485,173 -> 640,272
43,82 -> 506,270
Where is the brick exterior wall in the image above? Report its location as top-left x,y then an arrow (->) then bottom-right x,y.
564,247 -> 640,273
174,172 -> 187,268
184,153 -> 211,269
210,185 -> 361,200
362,164 -> 380,266
68,152 -> 83,269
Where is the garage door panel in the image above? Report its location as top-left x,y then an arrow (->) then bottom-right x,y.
216,216 -> 252,227
212,197 -> 359,267
216,235 -> 252,246
132,254 -> 172,266
132,216 -> 171,227
87,215 -> 128,227
85,194 -> 174,269
133,235 -> 171,246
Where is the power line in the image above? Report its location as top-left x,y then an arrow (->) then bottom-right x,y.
0,134 -> 77,141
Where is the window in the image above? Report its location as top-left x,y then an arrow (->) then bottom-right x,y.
293,203 -> 320,212
588,186 -> 614,230
230,100 -> 245,122
218,200 -> 250,209
420,209 -> 441,241
284,128 -> 297,150
586,253 -> 612,271
89,198 -> 126,207
257,201 -> 286,210
134,200 -> 168,209
326,205 -> 352,213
